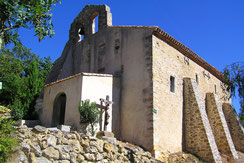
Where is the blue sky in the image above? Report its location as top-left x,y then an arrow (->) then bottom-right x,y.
18,0 -> 243,112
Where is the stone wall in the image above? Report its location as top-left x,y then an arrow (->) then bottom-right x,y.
183,78 -> 222,162
118,28 -> 155,154
80,74 -> 113,133
205,93 -> 238,160
9,126 -> 160,163
222,103 -> 244,152
152,34 -> 230,159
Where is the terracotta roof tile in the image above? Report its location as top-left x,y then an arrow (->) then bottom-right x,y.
108,25 -> 224,81
153,27 -> 224,81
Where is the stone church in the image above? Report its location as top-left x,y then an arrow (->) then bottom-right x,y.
36,5 -> 244,162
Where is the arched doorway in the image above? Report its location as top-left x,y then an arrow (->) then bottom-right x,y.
51,93 -> 66,127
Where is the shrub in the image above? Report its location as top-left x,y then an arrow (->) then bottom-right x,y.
0,117 -> 18,162
8,99 -> 25,120
78,100 -> 102,136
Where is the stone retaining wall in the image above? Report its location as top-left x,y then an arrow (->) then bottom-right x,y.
8,126 -> 160,163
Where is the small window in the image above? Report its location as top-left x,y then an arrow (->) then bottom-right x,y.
196,74 -> 199,84
170,76 -> 175,93
214,84 -> 217,94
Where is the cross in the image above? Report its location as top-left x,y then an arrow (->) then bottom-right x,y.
97,95 -> 113,131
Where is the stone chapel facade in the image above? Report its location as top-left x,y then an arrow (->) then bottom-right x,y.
37,5 -> 244,162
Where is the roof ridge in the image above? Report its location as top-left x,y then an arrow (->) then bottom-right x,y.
107,25 -> 157,29
107,25 -> 224,81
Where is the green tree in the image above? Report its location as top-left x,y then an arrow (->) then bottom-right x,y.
0,46 -> 53,120
0,51 -> 23,105
223,62 -> 244,125
0,0 -> 61,49
22,59 -> 39,119
0,116 -> 18,162
78,100 -> 102,136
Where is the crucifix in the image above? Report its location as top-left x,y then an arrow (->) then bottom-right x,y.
97,95 -> 113,131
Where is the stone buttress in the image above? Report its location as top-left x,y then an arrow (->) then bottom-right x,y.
222,103 -> 244,153
183,78 -> 222,162
206,93 -> 238,160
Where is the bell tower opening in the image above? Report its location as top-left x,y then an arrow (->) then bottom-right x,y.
92,14 -> 99,34
78,27 -> 85,41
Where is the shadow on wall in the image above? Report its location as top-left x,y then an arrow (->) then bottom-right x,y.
182,81 -> 186,151
112,77 -> 121,139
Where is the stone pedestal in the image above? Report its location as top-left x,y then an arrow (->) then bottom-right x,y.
96,131 -> 117,144
57,125 -> 71,132
96,131 -> 114,138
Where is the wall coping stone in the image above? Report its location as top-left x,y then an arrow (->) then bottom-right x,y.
44,72 -> 113,88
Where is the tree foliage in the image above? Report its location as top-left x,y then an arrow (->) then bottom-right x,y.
0,46 -> 53,120
0,0 -> 61,48
223,62 -> 244,125
0,109 -> 18,163
78,100 -> 102,136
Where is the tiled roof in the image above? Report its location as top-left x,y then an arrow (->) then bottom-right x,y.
108,26 -> 224,82
153,27 -> 224,82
